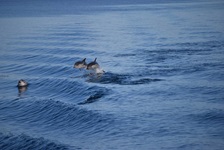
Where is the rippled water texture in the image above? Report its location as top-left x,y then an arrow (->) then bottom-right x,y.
0,0 -> 224,149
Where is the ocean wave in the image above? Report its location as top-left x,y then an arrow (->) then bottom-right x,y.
0,133 -> 71,150
0,99 -> 116,136
189,110 -> 224,125
78,86 -> 110,105
86,72 -> 163,85
16,77 -> 110,105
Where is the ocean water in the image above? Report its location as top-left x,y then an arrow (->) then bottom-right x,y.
0,0 -> 224,149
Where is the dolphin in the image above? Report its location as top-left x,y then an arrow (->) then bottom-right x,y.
74,58 -> 87,69
17,79 -> 28,87
87,58 -> 100,70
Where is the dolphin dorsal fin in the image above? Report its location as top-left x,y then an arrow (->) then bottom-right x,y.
94,58 -> 97,62
82,58 -> 86,62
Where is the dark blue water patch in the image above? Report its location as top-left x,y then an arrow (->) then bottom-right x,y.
7,47 -> 46,54
140,58 -> 224,77
0,71 -> 110,104
165,143 -> 203,150
9,45 -> 103,57
37,26 -> 99,36
47,32 -> 98,41
17,47 -> 94,56
138,40 -> 224,58
10,39 -> 94,48
0,63 -> 30,74
128,78 -> 163,85
0,99 -> 117,136
16,32 -> 96,43
93,2 -> 197,14
9,32 -> 97,48
175,40 -> 224,49
0,63 -> 73,77
186,110 -> 224,139
78,86 -> 110,105
86,72 -> 129,85
1,0 -> 203,17
136,66 -> 179,77
54,26 -> 97,34
114,53 -> 136,57
1,52 -> 77,73
0,0 -> 110,17
15,76 -> 111,106
0,52 -> 74,65
0,78 -> 19,99
178,61 -> 224,76
0,133 -> 72,150
188,110 -> 224,125
189,31 -> 222,36
86,72 -> 163,85
139,48 -> 212,59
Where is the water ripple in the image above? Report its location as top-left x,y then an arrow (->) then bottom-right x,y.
0,133 -> 71,150
86,72 -> 163,85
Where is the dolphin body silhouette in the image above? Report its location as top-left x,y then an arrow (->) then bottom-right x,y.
74,58 -> 87,69
87,58 -> 105,74
87,58 -> 100,70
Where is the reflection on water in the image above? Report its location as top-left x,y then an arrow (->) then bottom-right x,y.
18,86 -> 28,96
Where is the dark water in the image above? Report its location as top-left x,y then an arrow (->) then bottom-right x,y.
1,0 -> 224,149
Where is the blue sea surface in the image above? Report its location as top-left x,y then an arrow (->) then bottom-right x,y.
0,0 -> 224,149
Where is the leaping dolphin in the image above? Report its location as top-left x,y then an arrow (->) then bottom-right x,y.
87,58 -> 100,70
74,58 -> 87,69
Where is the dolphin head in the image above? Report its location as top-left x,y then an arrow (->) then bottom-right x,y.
18,79 -> 28,87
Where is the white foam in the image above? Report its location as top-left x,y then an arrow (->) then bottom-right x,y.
95,68 -> 105,74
